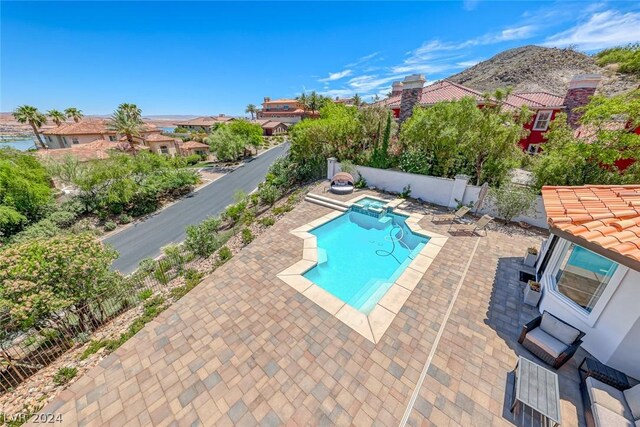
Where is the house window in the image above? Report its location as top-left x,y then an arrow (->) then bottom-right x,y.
553,244 -> 619,313
72,138 -> 79,145
533,110 -> 553,131
528,144 -> 540,154
62,137 -> 68,146
109,135 -> 117,142
160,145 -> 169,155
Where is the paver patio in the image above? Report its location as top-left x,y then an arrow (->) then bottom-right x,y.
33,186 -> 587,426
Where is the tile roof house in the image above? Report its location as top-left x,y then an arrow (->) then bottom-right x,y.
38,119 -> 183,158
178,140 -> 210,157
534,185 -> 640,379
257,97 -> 313,124
377,74 -> 599,155
173,115 -> 234,133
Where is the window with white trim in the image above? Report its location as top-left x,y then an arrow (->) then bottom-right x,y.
160,145 -> 169,155
553,243 -> 619,313
533,110 -> 553,131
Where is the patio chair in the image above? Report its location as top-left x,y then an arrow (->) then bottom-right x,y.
448,214 -> 493,236
518,311 -> 585,369
432,206 -> 471,223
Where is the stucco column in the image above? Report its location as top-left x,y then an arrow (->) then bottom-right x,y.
448,175 -> 469,208
327,157 -> 337,180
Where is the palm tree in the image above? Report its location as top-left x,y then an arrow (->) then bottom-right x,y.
13,105 -> 47,149
117,103 -> 142,121
108,108 -> 142,152
308,91 -> 321,115
297,93 -> 309,117
352,94 -> 362,107
245,104 -> 257,120
48,109 -> 67,126
64,107 -> 83,123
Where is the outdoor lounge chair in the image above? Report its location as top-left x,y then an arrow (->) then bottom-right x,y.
448,214 -> 493,236
579,358 -> 640,427
518,311 -> 585,369
432,206 -> 471,223
330,172 -> 355,195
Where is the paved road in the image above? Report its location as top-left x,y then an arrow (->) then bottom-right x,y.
106,143 -> 289,274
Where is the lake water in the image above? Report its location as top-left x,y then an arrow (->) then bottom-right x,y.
0,138 -> 37,151
159,126 -> 175,133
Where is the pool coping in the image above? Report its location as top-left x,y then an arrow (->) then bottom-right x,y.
277,194 -> 448,343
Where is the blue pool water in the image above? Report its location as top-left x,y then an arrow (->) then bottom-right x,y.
304,209 -> 429,313
354,197 -> 387,210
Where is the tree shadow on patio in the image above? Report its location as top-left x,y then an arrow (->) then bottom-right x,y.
486,256 -> 587,427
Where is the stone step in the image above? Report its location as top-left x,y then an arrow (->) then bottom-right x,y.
305,193 -> 350,208
303,196 -> 348,212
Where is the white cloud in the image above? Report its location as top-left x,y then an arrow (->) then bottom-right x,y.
347,74 -> 406,93
318,69 -> 352,82
543,10 -> 640,51
347,52 -> 381,67
456,59 -> 482,68
318,88 -> 355,98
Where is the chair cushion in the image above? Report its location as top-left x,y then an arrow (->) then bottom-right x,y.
592,403 -> 634,427
540,312 -> 581,345
525,328 -> 567,358
623,384 -> 640,420
587,377 -> 633,420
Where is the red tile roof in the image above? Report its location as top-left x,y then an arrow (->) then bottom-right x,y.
145,133 -> 180,142
180,140 -> 210,149
41,120 -> 112,136
36,139 -> 119,161
542,185 -> 640,266
375,81 -> 565,111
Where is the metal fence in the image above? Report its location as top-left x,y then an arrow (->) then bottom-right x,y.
0,255 -> 191,395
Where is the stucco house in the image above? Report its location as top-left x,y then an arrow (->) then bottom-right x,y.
173,115 -> 234,133
377,74 -> 602,155
535,185 -> 640,379
178,140 -> 210,157
257,98 -> 310,124
40,120 -> 163,149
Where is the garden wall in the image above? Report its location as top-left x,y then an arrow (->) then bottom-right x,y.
328,158 -> 548,229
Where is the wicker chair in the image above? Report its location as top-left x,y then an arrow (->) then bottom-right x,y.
518,311 -> 585,369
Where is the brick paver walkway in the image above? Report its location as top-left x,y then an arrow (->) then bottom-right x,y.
34,188 -> 586,426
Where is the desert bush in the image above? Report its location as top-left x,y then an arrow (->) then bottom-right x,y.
241,228 -> 254,245
488,184 -> 537,223
103,221 -> 117,232
53,367 -> 77,386
258,184 -> 281,206
259,216 -> 275,227
185,216 -> 222,257
217,246 -> 232,263
118,213 -> 132,224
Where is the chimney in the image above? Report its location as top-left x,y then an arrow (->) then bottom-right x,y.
399,74 -> 426,122
391,81 -> 404,97
263,97 -> 271,103
563,74 -> 601,128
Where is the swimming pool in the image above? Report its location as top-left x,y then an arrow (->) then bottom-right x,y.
303,209 -> 429,314
353,197 -> 388,210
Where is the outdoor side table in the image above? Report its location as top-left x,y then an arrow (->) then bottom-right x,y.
511,356 -> 562,426
578,357 -> 630,390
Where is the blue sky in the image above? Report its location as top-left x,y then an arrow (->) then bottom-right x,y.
2,1 -> 639,116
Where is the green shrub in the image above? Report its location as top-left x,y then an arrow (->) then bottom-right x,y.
47,210 -> 77,228
10,219 -> 61,243
185,154 -> 202,166
162,243 -> 185,270
241,209 -> 255,226
488,184 -> 537,223
355,174 -> 367,189
154,259 -> 171,285
137,289 -> 153,300
596,43 -> 640,75
241,228 -> 254,245
259,216 -> 275,227
272,203 -> 294,215
70,218 -> 96,234
217,246 -> 232,263
137,258 -> 157,276
185,216 -> 222,257
223,201 -> 247,224
79,340 -> 107,360
53,366 -> 77,386
258,184 -> 281,206
103,221 -> 117,232
118,213 -> 132,224
400,185 -> 411,199
183,268 -> 203,287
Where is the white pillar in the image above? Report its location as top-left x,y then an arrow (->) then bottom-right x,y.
327,157 -> 337,180
448,175 -> 469,208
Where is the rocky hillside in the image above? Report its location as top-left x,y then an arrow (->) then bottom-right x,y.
448,45 -> 638,96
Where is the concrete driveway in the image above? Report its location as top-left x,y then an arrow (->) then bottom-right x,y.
106,143 -> 289,274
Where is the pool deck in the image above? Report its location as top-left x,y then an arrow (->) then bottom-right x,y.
34,186 -> 587,426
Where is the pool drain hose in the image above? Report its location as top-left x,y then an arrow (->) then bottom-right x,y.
376,225 -> 406,264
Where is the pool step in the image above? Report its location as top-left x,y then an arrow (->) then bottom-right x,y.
304,194 -> 348,212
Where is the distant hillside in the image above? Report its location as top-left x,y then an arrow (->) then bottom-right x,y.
447,45 -> 639,97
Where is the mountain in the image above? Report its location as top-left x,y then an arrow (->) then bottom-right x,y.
447,45 -> 638,97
